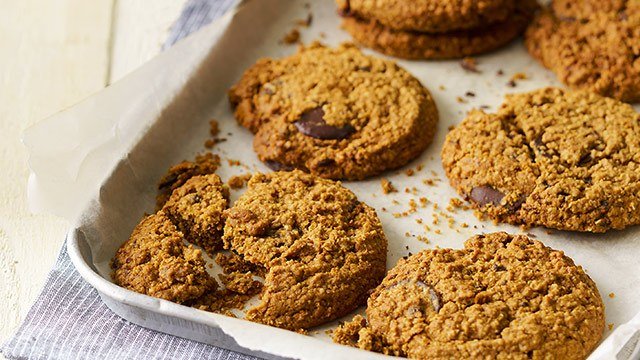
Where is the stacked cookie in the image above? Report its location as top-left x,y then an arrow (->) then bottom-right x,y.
337,0 -> 539,59
526,0 -> 640,102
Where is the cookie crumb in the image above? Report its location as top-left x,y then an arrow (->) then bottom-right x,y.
204,119 -> 227,148
511,72 -> 528,81
608,292 -> 615,299
456,96 -> 468,104
405,169 -> 415,176
295,13 -> 313,27
227,159 -> 242,167
281,29 -> 301,45
465,91 -> 476,97
209,119 -> 220,137
227,174 -> 252,189
380,179 -> 397,194
460,57 -> 480,73
608,323 -> 614,331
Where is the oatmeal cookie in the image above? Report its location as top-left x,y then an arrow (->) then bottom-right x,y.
111,211 -> 217,303
229,43 -> 438,180
442,88 -> 640,232
340,0 -> 538,60
223,170 -> 387,330
336,0 -> 517,33
162,174 -> 229,256
334,232 -> 605,359
525,3 -> 640,102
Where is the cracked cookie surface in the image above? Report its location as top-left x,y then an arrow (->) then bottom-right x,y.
336,0 -> 517,33
525,1 -> 640,102
229,43 -> 438,180
223,170 -> 387,330
334,232 -> 605,359
442,88 -> 640,232
162,174 -> 229,256
341,0 -> 537,60
111,211 -> 217,303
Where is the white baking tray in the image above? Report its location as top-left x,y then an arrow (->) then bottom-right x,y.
25,0 -> 640,359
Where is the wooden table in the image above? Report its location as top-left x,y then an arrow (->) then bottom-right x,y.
0,0 -> 188,355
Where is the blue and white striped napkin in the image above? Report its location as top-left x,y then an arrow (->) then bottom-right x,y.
1,1 -> 259,359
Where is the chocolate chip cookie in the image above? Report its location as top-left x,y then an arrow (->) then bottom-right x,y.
442,88 -> 640,232
334,232 -> 605,359
336,0 -> 517,33
111,211 -> 217,303
223,170 -> 387,330
339,0 -> 538,60
525,1 -> 640,102
229,43 -> 438,180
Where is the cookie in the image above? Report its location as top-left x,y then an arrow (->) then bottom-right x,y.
334,232 -> 605,359
337,0 -> 517,33
111,211 -> 217,303
162,174 -> 229,256
229,43 -> 438,180
223,170 -> 387,330
525,3 -> 640,102
340,0 -> 538,60
442,88 -> 640,232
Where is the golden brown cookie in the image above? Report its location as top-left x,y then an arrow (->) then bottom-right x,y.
336,0 -> 517,33
229,43 -> 438,180
442,88 -> 640,232
525,2 -> 640,102
223,170 -> 387,330
162,174 -> 229,256
340,0 -> 537,60
111,211 -> 217,303
334,232 -> 605,359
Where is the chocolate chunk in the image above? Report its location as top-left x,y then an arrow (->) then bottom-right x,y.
493,263 -> 507,272
578,153 -> 593,167
508,196 -> 526,212
294,107 -> 355,140
338,0 -> 351,16
470,186 -> 505,206
416,281 -> 441,313
264,160 -> 294,171
316,158 -> 336,167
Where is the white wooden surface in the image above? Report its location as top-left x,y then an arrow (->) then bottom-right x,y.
0,0 -> 188,356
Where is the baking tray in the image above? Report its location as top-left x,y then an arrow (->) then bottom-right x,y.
25,0 -> 640,358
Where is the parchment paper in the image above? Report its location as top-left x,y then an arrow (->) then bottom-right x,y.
24,0 -> 640,358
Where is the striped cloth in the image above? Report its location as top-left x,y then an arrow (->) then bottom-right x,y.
1,1 -> 258,359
